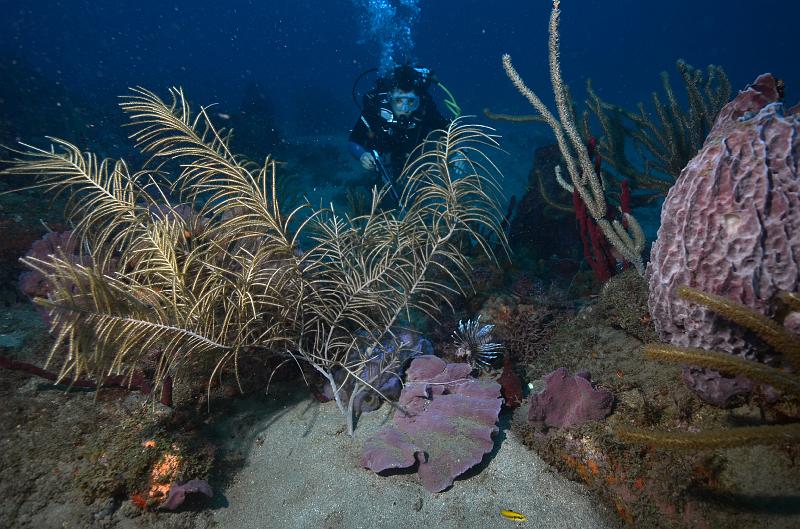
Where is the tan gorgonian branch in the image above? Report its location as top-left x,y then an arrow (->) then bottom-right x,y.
502,0 -> 646,273
2,92 -> 507,436
482,108 -> 546,123
676,286 -> 800,367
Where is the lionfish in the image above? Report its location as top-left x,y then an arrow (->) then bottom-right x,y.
452,316 -> 503,368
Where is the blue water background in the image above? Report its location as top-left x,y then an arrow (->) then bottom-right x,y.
1,0 -> 796,236
2,0 -> 795,133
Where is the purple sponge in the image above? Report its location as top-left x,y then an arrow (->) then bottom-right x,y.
528,368 -> 613,431
361,355 -> 502,492
160,479 -> 213,510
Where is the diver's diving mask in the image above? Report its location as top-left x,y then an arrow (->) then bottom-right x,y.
390,90 -> 420,116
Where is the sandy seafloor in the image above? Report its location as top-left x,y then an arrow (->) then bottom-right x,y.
210,385 -> 619,529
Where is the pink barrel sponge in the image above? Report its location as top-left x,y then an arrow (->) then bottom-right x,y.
647,74 -> 800,359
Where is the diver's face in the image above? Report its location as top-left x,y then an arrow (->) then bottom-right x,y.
390,89 -> 420,116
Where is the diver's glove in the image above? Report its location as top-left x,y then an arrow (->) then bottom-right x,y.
360,151 -> 377,170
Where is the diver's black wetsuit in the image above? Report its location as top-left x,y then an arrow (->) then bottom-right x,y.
348,88 -> 450,180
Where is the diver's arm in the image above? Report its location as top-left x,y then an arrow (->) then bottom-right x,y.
348,114 -> 375,158
348,140 -> 367,160
349,112 -> 381,170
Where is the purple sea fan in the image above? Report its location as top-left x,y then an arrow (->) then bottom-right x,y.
320,332 -> 432,413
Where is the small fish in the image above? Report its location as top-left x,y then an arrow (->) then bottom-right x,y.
216,112 -> 231,120
500,509 -> 527,522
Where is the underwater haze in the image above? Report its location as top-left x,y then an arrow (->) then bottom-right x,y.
1,0 -> 797,139
1,2 -> 799,529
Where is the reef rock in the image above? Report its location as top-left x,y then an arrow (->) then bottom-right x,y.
497,353 -> 524,409
679,367 -> 754,408
361,355 -> 502,492
647,73 -> 800,360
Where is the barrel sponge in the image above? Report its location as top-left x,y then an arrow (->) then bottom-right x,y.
647,74 -> 800,360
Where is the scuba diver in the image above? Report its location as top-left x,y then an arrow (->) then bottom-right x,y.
348,63 -> 461,201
